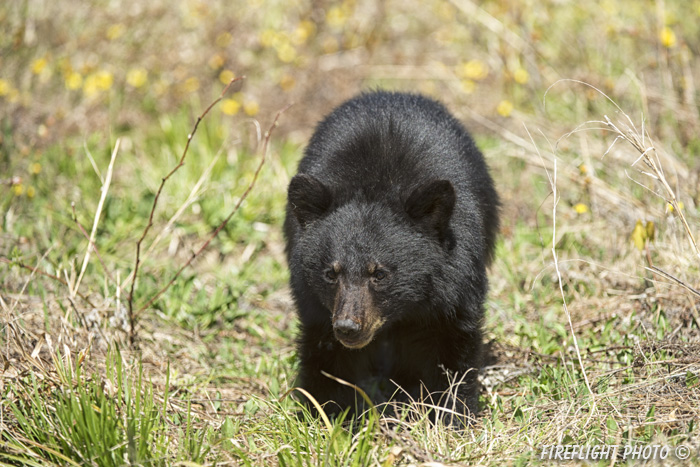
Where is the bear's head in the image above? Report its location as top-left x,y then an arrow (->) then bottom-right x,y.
288,173 -> 456,349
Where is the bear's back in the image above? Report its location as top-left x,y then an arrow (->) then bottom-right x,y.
295,91 -> 499,263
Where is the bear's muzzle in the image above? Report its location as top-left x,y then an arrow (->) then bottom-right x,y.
332,281 -> 384,349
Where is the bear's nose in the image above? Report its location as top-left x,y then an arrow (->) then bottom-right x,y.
333,319 -> 361,337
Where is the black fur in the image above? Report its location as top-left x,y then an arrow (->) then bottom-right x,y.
284,91 -> 499,426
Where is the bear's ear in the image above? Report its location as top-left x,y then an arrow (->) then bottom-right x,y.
404,179 -> 455,240
288,174 -> 333,227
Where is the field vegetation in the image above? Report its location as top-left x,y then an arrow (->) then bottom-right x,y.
1,0 -> 699,464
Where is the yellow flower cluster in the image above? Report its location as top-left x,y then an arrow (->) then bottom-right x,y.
220,92 -> 259,116
219,69 -> 235,85
631,220 -> 655,250
573,203 -> 589,214
496,100 -> 513,117
0,78 -> 20,102
513,68 -> 529,84
659,27 -> 676,48
83,70 -> 114,97
31,57 -> 48,75
127,68 -> 148,88
457,60 -> 489,81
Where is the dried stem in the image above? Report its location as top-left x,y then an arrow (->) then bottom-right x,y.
547,79 -> 699,262
646,266 -> 700,298
75,138 -> 120,294
602,115 -> 699,261
551,161 -> 594,396
135,103 -> 291,316
523,123 -> 594,396
126,77 -> 244,344
0,257 -> 95,308
71,203 -> 115,284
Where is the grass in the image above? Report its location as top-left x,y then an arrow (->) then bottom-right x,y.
2,0 -> 700,465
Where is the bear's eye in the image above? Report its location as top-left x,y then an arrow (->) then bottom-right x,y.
372,269 -> 387,281
324,269 -> 338,283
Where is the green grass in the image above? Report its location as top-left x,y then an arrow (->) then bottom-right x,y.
2,0 -> 700,465
2,348 -> 214,466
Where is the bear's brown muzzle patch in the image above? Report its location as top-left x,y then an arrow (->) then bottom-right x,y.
332,281 -> 384,349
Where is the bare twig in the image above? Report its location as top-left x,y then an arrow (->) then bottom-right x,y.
0,257 -> 95,308
143,151 -> 223,260
646,266 -> 700,298
126,77 -> 244,344
135,103 -> 291,316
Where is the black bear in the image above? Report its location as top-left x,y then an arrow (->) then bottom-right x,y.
284,91 -> 499,426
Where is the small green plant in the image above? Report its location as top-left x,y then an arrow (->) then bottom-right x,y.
1,348 -> 211,466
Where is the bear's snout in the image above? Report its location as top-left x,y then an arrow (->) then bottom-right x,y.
333,319 -> 362,339
332,282 -> 384,349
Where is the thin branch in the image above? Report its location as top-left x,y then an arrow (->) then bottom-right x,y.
143,150 -> 223,260
135,104 -> 291,316
126,76 -> 244,344
646,266 -> 700,298
0,257 -> 95,308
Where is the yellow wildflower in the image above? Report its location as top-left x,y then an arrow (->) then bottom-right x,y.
279,74 -> 296,91
12,184 -> 24,196
646,221 -> 655,241
95,70 -> 113,90
260,29 -> 276,48
126,68 -> 148,88
496,100 -> 513,117
106,24 -> 125,40
32,57 -> 48,75
326,6 -> 348,29
183,77 -> 200,93
513,67 -> 529,84
294,20 -> 316,45
660,27 -> 676,48
243,100 -> 259,116
573,203 -> 589,214
631,220 -> 655,250
277,42 -> 297,63
457,60 -> 488,81
65,72 -> 82,90
208,54 -> 225,70
221,98 -> 240,115
216,31 -> 233,48
631,220 -> 645,250
460,79 -> 476,94
30,162 -> 41,174
83,74 -> 99,97
667,201 -> 684,212
26,186 -> 36,198
219,69 -> 235,85
0,79 -> 11,96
